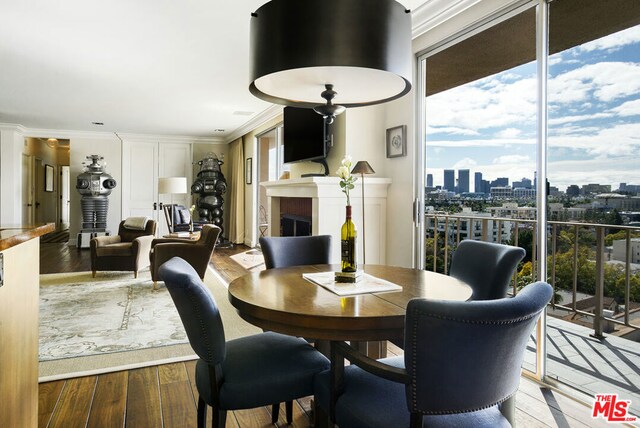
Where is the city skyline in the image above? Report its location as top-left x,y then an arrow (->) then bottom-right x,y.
425,24 -> 640,192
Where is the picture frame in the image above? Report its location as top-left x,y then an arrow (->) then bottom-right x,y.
44,164 -> 54,192
386,125 -> 407,158
245,158 -> 253,185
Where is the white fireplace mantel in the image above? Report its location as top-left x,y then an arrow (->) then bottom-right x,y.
261,177 -> 391,265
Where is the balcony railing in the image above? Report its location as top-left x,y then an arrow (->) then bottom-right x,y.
425,212 -> 640,339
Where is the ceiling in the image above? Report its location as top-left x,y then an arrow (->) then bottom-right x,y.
0,0 -> 458,140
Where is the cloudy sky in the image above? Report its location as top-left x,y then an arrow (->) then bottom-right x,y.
425,25 -> 640,192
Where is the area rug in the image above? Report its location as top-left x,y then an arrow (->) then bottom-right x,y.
230,249 -> 265,270
39,268 -> 260,381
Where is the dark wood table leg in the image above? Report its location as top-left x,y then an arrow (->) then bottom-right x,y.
353,340 -> 387,359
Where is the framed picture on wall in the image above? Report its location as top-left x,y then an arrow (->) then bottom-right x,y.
245,158 -> 253,185
386,125 -> 407,158
45,164 -> 54,192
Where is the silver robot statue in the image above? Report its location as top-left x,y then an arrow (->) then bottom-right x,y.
76,155 -> 117,247
191,153 -> 228,241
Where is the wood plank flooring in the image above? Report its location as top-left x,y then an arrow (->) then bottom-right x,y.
38,241 -> 607,427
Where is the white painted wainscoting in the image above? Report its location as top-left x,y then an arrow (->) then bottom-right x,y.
261,177 -> 391,265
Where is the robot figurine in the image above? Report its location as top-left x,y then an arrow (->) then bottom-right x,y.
75,155 -> 117,247
191,153 -> 228,242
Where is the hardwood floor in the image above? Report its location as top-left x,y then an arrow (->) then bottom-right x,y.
38,242 -> 605,427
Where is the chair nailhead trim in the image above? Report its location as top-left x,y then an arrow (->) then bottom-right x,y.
409,306 -> 521,414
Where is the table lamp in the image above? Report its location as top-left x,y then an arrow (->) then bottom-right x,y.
350,161 -> 375,264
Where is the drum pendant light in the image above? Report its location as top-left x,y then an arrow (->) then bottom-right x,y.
249,0 -> 412,122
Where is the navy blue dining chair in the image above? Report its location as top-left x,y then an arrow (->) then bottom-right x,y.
450,240 -> 526,300
314,281 -> 553,428
158,257 -> 330,428
258,234 -> 332,421
259,235 -> 332,269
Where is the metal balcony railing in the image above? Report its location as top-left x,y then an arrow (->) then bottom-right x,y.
425,212 -> 640,339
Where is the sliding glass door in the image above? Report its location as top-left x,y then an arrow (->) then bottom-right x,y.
417,1 -> 541,376
417,0 -> 640,405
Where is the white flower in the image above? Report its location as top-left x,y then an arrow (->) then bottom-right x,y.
336,165 -> 350,180
341,155 -> 352,168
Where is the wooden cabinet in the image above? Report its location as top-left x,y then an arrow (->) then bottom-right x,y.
0,225 -> 52,427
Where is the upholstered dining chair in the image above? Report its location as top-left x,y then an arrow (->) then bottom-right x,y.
150,224 -> 221,290
259,235 -> 332,269
258,234 -> 332,422
449,240 -> 526,300
90,218 -> 157,278
159,257 -> 330,428
314,281 -> 553,428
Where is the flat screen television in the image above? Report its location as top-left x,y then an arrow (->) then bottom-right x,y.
283,106 -> 330,165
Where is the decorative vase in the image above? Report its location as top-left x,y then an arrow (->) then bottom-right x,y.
341,205 -> 357,272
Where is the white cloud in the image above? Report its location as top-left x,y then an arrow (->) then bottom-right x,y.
548,112 -> 613,126
426,74 -> 536,132
427,137 -> 535,148
548,122 -> 640,157
452,157 -> 477,169
610,99 -> 640,117
550,62 -> 640,104
577,26 -> 640,53
493,155 -> 531,164
426,126 -> 479,136
496,128 -> 522,138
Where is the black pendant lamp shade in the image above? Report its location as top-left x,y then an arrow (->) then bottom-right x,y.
249,0 -> 412,111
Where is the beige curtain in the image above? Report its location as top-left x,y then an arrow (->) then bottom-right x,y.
227,138 -> 245,244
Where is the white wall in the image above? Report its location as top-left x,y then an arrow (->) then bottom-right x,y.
68,136 -> 122,241
0,126 -> 24,225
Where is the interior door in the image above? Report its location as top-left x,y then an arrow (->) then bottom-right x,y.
60,165 -> 70,230
21,154 -> 34,225
122,141 -> 159,229
34,158 -> 43,223
122,141 -> 192,237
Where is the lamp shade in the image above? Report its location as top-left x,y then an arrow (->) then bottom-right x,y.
351,161 -> 375,175
249,0 -> 412,109
158,177 -> 187,195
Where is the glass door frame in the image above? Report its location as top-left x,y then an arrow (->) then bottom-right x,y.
414,0 -> 549,381
254,124 -> 285,245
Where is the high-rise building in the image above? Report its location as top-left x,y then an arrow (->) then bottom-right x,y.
474,172 -> 483,193
444,169 -> 455,192
427,174 -> 433,187
458,169 -> 470,193
491,177 -> 509,188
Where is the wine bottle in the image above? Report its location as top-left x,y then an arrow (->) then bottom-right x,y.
341,205 -> 357,272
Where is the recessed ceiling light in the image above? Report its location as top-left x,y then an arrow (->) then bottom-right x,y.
92,122 -> 104,126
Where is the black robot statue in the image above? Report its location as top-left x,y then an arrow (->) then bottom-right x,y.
191,153 -> 228,242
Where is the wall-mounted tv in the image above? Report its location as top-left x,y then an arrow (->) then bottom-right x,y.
283,106 -> 331,165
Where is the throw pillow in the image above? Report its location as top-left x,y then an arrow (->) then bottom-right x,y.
179,209 -> 191,224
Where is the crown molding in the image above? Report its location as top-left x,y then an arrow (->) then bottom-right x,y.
225,104 -> 284,144
0,123 -> 27,133
1,124 -> 224,144
116,133 -> 224,144
411,0 -> 482,39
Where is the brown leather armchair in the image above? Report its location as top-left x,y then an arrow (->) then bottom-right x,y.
90,219 -> 157,278
150,224 -> 221,289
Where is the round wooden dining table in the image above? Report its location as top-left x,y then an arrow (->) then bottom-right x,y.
227,264 -> 472,344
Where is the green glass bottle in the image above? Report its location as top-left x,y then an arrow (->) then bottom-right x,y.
341,205 -> 357,272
